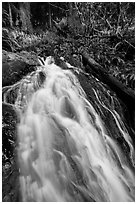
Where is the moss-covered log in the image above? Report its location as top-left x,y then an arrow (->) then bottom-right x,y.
81,51 -> 135,131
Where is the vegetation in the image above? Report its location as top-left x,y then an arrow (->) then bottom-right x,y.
2,2 -> 135,89
2,3 -> 135,201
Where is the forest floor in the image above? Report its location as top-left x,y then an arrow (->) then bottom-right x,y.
3,28 -> 135,89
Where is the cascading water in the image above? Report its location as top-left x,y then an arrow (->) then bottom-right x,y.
3,56 -> 134,201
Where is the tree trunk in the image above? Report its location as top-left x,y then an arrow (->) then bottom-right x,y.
8,3 -> 13,27
19,2 -> 33,33
48,3 -> 52,29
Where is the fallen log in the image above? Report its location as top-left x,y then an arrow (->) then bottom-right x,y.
81,51 -> 135,131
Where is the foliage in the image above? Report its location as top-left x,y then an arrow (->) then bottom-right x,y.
2,28 -> 13,51
2,28 -> 22,51
2,2 -> 135,90
72,2 -> 135,89
2,9 -> 9,27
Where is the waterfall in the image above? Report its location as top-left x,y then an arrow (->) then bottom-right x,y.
4,56 -> 134,201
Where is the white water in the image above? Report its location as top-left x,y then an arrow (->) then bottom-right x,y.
16,56 -> 134,202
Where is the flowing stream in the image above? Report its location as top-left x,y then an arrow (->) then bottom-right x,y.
3,56 -> 134,201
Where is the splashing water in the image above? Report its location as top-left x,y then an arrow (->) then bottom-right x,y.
10,56 -> 134,201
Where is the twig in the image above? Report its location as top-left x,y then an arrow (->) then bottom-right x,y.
74,2 -> 83,25
124,40 -> 135,49
93,6 -> 113,29
113,41 -> 122,51
2,102 -> 16,109
48,2 -> 69,12
116,3 -> 121,35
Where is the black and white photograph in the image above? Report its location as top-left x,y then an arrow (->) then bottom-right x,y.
2,2 -> 135,202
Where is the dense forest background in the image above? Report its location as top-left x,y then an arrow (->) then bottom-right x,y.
2,2 -> 135,89
2,2 -> 135,202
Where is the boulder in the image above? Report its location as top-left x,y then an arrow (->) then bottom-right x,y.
2,50 -> 41,87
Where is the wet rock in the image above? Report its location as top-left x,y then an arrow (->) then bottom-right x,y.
2,102 -> 20,202
2,50 -> 41,87
2,103 -> 18,160
2,160 -> 20,202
